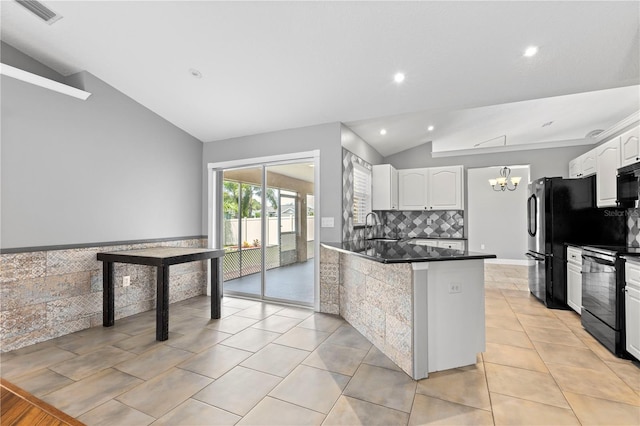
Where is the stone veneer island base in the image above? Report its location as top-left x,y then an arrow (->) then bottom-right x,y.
320,243 -> 492,380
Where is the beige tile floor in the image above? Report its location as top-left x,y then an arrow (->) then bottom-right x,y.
1,265 -> 639,425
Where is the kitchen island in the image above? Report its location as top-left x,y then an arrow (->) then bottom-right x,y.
320,239 -> 496,379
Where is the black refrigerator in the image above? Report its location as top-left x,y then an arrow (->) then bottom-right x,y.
526,176 -> 625,308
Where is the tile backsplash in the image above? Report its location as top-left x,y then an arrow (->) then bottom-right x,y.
342,148 -> 372,243
378,210 -> 464,239
341,148 -> 465,242
628,208 -> 640,247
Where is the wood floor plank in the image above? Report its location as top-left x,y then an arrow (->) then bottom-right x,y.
0,378 -> 84,426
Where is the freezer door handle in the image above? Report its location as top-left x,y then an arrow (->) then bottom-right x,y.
525,252 -> 545,262
527,194 -> 537,237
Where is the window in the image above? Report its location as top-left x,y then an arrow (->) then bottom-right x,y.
353,163 -> 372,226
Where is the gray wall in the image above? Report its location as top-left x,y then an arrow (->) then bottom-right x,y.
1,47 -> 203,249
340,124 -> 383,165
384,141 -> 592,180
202,123 -> 343,243
1,41 -> 66,84
467,166 -> 530,261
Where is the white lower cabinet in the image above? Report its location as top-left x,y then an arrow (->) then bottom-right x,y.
566,246 -> 582,314
437,240 -> 465,250
625,261 -> 640,361
567,264 -> 582,314
409,239 -> 465,250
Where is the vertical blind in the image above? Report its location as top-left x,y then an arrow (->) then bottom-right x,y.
353,163 -> 372,225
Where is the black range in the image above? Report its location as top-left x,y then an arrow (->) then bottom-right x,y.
581,245 -> 640,358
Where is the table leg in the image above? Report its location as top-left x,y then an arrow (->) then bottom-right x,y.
103,261 -> 115,327
211,258 -> 221,319
156,265 -> 170,341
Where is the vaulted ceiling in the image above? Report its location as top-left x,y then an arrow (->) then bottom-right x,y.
2,1 -> 639,156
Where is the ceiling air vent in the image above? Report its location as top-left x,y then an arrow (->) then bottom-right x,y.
585,129 -> 604,138
15,0 -> 63,24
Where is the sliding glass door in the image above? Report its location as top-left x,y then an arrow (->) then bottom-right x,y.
221,166 -> 263,297
219,160 -> 315,306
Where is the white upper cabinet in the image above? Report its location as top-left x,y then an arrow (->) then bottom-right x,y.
620,126 -> 640,167
399,166 -> 463,210
569,148 -> 597,178
596,137 -> 621,207
372,164 -> 398,210
399,168 -> 429,210
569,158 -> 581,178
428,166 -> 464,210
581,150 -> 597,177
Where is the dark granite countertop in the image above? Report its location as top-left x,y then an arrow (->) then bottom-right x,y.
321,240 -> 496,264
565,242 -> 584,248
407,237 -> 468,241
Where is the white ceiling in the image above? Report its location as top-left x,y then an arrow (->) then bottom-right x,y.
2,1 -> 639,157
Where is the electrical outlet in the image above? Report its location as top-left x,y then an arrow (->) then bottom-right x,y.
448,282 -> 461,294
481,244 -> 485,250
321,217 -> 334,228
123,276 -> 130,287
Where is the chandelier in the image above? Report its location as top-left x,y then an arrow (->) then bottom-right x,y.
489,167 -> 521,191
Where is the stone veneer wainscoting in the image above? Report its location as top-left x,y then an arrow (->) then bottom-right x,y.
319,245 -> 413,375
319,246 -> 340,315
320,246 -> 529,376
0,237 -> 207,353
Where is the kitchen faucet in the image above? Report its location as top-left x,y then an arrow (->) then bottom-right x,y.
364,212 -> 379,240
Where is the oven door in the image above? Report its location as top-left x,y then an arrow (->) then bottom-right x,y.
581,253 -> 618,328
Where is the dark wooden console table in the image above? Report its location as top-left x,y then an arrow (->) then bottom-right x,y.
97,247 -> 225,341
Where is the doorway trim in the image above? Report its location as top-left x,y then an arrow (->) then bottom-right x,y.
207,150 -> 321,310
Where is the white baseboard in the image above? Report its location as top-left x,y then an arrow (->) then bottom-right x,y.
485,258 -> 529,266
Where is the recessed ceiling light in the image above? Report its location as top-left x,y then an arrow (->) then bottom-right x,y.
393,72 -> 405,83
380,129 -> 387,135
523,46 -> 539,57
427,125 -> 434,132
189,68 -> 202,79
